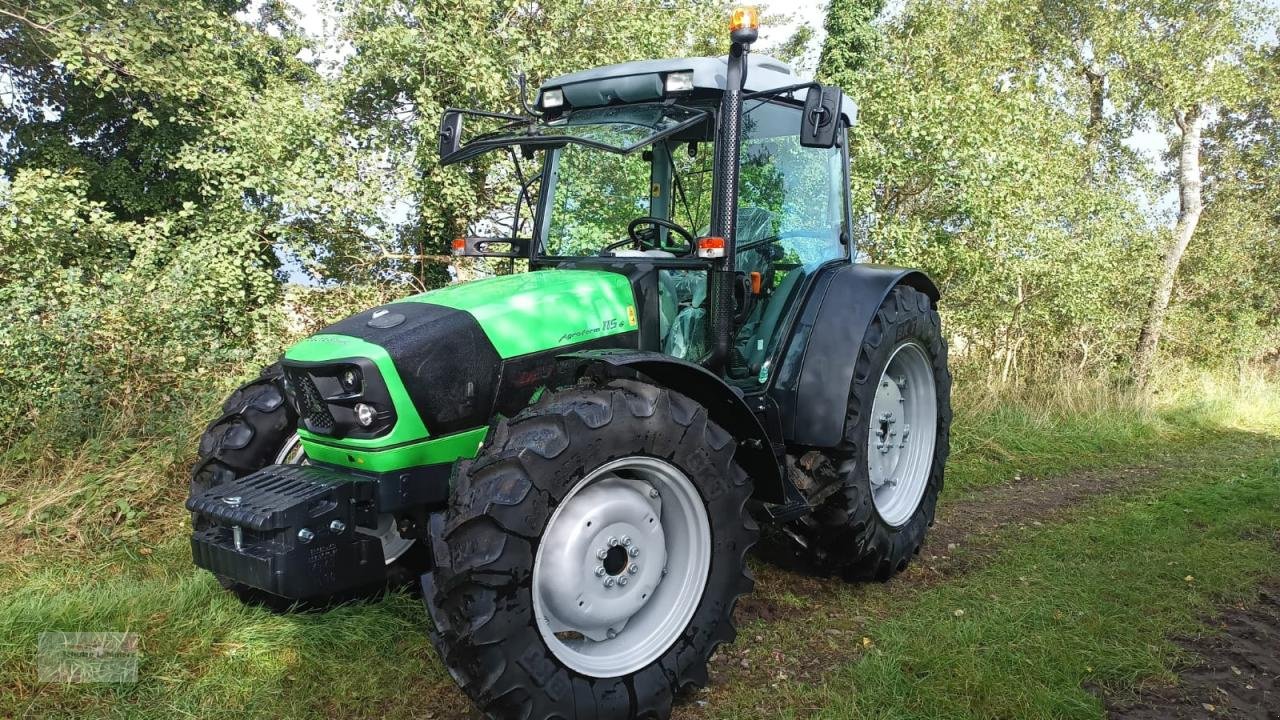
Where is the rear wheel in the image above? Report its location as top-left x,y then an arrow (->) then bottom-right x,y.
190,362 -> 423,608
426,379 -> 756,720
786,285 -> 951,580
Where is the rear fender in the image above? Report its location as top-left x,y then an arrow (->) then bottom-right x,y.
769,263 -> 940,449
556,349 -> 788,504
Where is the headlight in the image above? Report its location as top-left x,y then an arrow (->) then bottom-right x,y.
283,360 -> 396,439
339,367 -> 361,393
354,403 -> 377,427
541,88 -> 565,109
664,71 -> 694,94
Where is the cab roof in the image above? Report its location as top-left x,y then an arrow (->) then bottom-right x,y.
539,55 -> 857,125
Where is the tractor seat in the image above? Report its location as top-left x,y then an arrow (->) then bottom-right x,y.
742,265 -> 806,375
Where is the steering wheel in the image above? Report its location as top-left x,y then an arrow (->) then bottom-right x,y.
601,217 -> 696,256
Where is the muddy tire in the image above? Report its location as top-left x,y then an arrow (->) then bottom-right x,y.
426,379 -> 756,720
190,362 -> 424,610
788,285 -> 951,581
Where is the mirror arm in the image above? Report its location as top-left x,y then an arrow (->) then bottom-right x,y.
514,73 -> 540,117
741,81 -> 821,102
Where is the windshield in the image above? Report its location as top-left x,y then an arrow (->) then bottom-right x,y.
538,100 -> 849,264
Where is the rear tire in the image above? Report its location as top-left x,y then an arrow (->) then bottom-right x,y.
426,379 -> 756,720
190,362 -> 425,610
786,285 -> 951,581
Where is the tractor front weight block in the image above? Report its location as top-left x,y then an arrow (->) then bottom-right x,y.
188,464 -> 399,600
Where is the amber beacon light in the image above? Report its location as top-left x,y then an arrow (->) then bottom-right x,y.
729,6 -> 760,43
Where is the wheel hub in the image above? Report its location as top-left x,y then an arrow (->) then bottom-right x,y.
531,456 -> 710,677
867,341 -> 938,527
536,476 -> 668,640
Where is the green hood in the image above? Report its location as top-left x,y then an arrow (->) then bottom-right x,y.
404,269 -> 637,358
280,269 -> 638,472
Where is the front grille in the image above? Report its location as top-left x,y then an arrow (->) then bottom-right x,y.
290,370 -> 335,433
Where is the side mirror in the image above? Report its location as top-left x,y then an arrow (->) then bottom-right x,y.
799,85 -> 842,149
439,110 -> 463,159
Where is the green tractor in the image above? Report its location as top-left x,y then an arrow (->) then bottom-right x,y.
187,9 -> 950,719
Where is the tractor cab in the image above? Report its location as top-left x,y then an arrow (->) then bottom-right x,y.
440,53 -> 856,387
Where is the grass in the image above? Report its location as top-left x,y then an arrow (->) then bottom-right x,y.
946,370 -> 1280,493
0,371 -> 1276,718
810,458 -> 1280,719
710,432 -> 1280,719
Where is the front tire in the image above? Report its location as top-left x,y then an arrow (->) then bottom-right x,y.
787,285 -> 952,581
426,379 -> 756,720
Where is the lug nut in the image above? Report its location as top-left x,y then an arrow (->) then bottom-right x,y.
629,546 -> 640,557
621,536 -> 631,546
617,576 -> 628,586
628,564 -> 639,574
297,528 -> 315,543
608,536 -> 619,547
649,488 -> 660,499
329,520 -> 346,533
597,548 -> 608,560
594,566 -> 606,577
604,577 -> 615,587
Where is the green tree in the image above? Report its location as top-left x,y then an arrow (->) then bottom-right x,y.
817,0 -> 885,87
827,0 -> 1156,381
328,0 -> 728,288
1123,1 -> 1260,386
0,0 -> 353,438
1168,46 -> 1280,370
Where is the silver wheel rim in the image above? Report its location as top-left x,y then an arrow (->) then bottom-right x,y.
532,456 -> 711,678
867,341 -> 938,527
274,433 -> 415,565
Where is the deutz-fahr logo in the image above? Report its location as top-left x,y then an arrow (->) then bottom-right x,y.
559,317 -> 625,344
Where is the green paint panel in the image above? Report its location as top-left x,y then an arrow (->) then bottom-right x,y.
298,426 -> 488,473
406,270 -> 637,358
284,334 -> 429,447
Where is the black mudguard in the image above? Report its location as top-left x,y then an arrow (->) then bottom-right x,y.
769,263 -> 940,449
557,349 -> 789,504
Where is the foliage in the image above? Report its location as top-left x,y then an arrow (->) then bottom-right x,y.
325,0 -> 729,287
0,0 -> 726,444
817,0 -> 885,87
0,0 -> 1277,442
830,0 -> 1277,382
1168,46 -> 1280,368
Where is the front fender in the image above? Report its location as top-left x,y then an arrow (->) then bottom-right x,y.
769,263 -> 940,449
556,349 -> 788,504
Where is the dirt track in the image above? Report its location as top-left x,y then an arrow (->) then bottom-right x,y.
1106,578 -> 1280,720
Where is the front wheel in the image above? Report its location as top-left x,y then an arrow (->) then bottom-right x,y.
786,284 -> 952,581
426,380 -> 756,720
